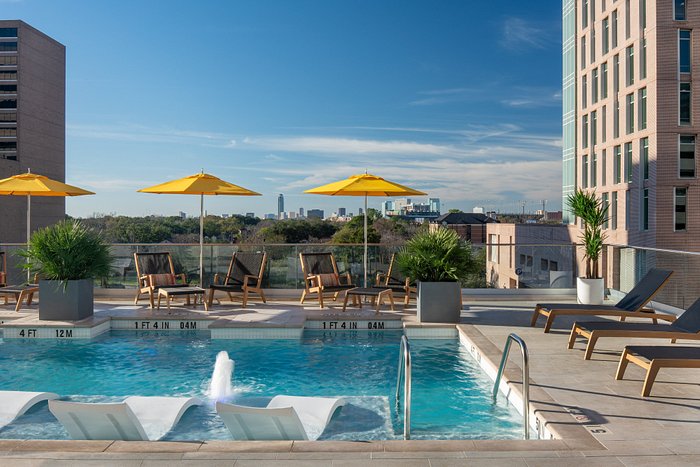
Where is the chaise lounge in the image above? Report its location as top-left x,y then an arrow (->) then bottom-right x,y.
568,297 -> 700,359
616,345 -> 700,397
531,268 -> 676,332
216,395 -> 345,440
133,252 -> 188,308
49,396 -> 201,441
208,251 -> 267,308
0,390 -> 59,430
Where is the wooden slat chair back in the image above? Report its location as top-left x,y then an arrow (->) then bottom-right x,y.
208,252 -> 267,308
375,253 -> 416,307
0,251 -> 6,287
133,252 -> 187,307
299,252 -> 355,308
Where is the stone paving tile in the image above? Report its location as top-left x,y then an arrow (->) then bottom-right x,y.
661,440 -> 700,455
524,457 -> 625,466
234,460 -> 332,467
463,450 -> 561,458
277,452 -> 372,460
470,440 -> 568,451
370,450 -> 465,459
107,441 -> 201,453
141,461 -> 237,467
15,440 -> 113,452
332,460 -> 429,467
617,455 -> 700,467
429,459 -> 527,467
198,441 -> 293,452
590,440 -> 675,457
182,452 -> 278,460
381,440 -> 475,452
292,441 -> 382,452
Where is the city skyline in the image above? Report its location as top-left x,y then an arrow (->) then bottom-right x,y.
2,0 -> 562,217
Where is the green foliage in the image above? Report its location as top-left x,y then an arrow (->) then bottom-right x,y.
20,220 -> 113,282
395,228 -> 476,282
567,189 -> 608,279
332,215 -> 380,244
448,208 -> 463,213
253,219 -> 338,243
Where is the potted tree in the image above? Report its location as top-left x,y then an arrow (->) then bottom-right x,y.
567,189 -> 608,305
21,220 -> 113,321
395,228 -> 474,323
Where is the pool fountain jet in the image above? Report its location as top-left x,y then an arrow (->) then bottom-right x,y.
208,351 -> 234,401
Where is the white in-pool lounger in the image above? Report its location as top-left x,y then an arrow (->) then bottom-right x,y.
216,395 -> 345,440
0,390 -> 59,429
48,396 -> 201,441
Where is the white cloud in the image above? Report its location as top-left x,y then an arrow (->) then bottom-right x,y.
500,17 -> 552,51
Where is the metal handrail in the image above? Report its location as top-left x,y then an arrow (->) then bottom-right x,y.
492,333 -> 530,440
395,334 -> 411,440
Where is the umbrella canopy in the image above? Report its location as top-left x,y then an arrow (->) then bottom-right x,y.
138,172 -> 261,286
305,173 -> 426,287
0,170 -> 95,280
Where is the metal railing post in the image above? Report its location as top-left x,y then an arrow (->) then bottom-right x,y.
493,333 -> 530,440
395,335 -> 411,440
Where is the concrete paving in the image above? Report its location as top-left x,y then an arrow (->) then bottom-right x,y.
1,296 -> 699,465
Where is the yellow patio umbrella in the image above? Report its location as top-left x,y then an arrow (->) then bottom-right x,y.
0,169 -> 95,280
138,172 -> 261,286
304,172 -> 426,287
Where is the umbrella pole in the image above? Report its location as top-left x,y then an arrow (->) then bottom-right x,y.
26,193 -> 31,282
364,193 -> 368,288
200,193 -> 204,287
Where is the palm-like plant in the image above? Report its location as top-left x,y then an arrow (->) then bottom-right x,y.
395,228 -> 474,283
567,189 -> 608,279
20,220 -> 113,284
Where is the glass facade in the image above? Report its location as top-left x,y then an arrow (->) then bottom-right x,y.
562,0 -> 577,224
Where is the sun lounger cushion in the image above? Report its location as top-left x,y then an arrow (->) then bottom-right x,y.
217,395 -> 345,441
0,391 -> 59,429
49,396 -> 201,441
626,345 -> 700,360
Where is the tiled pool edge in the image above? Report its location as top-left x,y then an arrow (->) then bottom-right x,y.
457,324 -> 604,449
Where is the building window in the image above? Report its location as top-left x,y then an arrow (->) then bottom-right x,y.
0,112 -> 17,122
583,155 -> 589,188
680,82 -> 692,125
603,17 -> 610,54
591,110 -> 598,145
0,56 -> 17,66
591,27 -> 596,63
592,68 -> 599,104
612,191 -> 618,229
679,135 -> 696,178
0,85 -> 17,95
641,37 -> 647,79
603,192 -> 610,228
614,97 -> 620,138
641,137 -> 649,180
0,28 -> 18,38
582,114 -> 589,149
625,0 -> 631,39
626,45 -> 634,86
0,42 -> 17,53
612,10 -> 618,48
641,188 -> 649,230
592,152 -> 598,187
581,36 -> 587,70
591,0 -> 596,22
675,0 -> 687,21
680,30 -> 691,73
602,105 -> 607,142
582,75 -> 588,109
614,145 -> 622,183
674,187 -> 687,231
625,190 -> 631,229
625,142 -> 633,182
0,99 -> 17,109
583,0 -> 589,28
0,141 -> 17,151
626,93 -> 635,134
640,0 -> 646,29
0,70 -> 17,80
0,128 -> 16,137
602,149 -> 608,185
601,62 -> 608,98
639,87 -> 647,130
613,54 -> 620,92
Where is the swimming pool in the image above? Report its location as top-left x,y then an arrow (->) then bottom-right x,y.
0,330 -> 523,440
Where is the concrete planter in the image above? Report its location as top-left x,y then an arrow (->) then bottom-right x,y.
39,279 -> 94,321
576,277 -> 604,305
417,281 -> 462,323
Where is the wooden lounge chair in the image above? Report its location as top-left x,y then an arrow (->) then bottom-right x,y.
0,273 -> 40,312
531,268 -> 676,332
133,252 -> 187,308
0,251 -> 6,289
207,251 -> 267,308
616,345 -> 700,397
299,252 -> 355,308
569,298 -> 700,359
373,253 -> 416,308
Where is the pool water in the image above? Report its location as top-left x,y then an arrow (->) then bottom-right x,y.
0,330 -> 523,440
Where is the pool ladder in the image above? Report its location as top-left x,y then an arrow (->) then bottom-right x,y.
492,333 -> 530,440
395,334 -> 411,440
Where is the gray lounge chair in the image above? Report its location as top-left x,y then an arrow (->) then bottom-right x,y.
531,268 -> 676,332
569,298 -> 700,359
616,345 -> 700,397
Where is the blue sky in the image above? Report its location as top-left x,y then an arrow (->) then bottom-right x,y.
5,0 -> 563,218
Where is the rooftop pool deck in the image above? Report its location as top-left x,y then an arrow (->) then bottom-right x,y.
1,295 -> 699,466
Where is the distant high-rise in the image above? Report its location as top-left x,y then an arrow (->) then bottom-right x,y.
338,207 -> 346,216
277,194 -> 284,220
307,209 -> 324,219
245,212 -> 255,218
358,207 -> 364,215
0,21 -> 65,243
299,207 -> 304,217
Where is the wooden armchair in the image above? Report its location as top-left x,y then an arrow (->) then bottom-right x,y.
133,252 -> 187,308
0,251 -> 6,288
208,251 -> 267,308
374,253 -> 416,307
299,252 -> 355,308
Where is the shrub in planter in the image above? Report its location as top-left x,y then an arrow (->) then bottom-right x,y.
21,220 -> 113,320
395,228 -> 475,323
